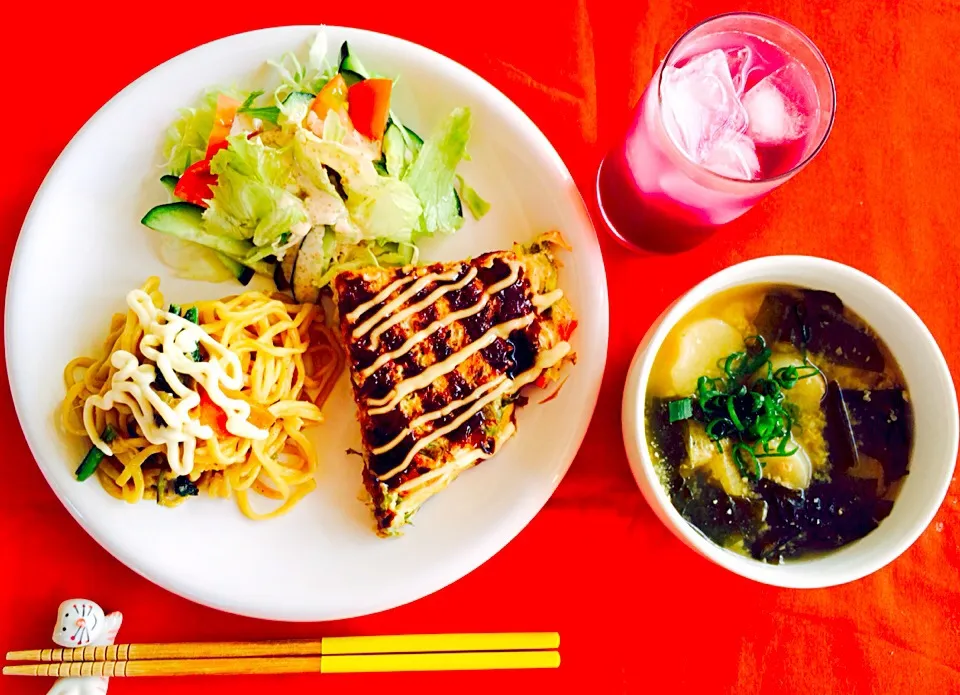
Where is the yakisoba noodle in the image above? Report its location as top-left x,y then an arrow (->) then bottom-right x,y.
60,277 -> 343,519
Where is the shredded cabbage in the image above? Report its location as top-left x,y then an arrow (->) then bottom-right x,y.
268,32 -> 335,102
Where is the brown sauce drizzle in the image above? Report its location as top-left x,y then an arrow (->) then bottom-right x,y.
341,255 -> 561,482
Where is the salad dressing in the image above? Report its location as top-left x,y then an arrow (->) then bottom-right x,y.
83,290 -> 267,476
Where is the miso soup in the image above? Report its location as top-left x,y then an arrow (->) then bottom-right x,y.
646,284 -> 913,563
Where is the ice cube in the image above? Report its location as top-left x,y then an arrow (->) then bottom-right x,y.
726,46 -> 763,97
742,63 -> 810,145
701,131 -> 761,180
661,49 -> 749,160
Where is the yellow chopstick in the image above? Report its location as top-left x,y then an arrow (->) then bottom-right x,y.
6,632 -> 559,663
322,632 -> 560,655
3,651 -> 560,677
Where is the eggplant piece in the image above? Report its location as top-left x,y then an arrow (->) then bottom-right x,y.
842,388 -> 912,482
291,227 -> 329,304
804,306 -> 885,374
823,381 -> 860,473
754,289 -> 885,372
755,291 -> 805,347
278,237 -> 303,290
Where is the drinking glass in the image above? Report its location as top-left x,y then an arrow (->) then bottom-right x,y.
596,12 -> 836,253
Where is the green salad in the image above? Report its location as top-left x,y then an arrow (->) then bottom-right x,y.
142,32 -> 487,301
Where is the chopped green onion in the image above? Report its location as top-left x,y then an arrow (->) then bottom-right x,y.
681,335 -> 819,482
668,398 -> 693,423
182,306 -> 202,361
732,442 -> 762,480
75,425 -> 117,481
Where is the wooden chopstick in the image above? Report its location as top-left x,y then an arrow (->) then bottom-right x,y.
3,651 -> 561,677
6,632 -> 559,663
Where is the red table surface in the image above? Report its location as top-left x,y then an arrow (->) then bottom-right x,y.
3,1 -> 960,693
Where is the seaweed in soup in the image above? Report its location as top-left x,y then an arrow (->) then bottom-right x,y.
750,476 -> 895,563
822,381 -> 860,473
843,388 -> 912,482
754,289 -> 885,372
672,470 -> 764,547
648,397 -> 689,471
646,283 -> 912,564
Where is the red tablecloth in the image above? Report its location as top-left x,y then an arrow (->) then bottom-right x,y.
4,2 -> 960,693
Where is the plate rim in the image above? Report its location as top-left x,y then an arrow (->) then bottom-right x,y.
5,24 -> 609,621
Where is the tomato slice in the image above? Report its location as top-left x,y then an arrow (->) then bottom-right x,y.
198,387 -> 229,438
311,74 -> 349,120
205,94 -> 241,159
173,160 -> 217,207
347,78 -> 393,141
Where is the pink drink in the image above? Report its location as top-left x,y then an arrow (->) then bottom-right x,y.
597,14 -> 835,253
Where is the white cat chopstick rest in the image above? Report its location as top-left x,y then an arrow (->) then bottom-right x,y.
48,599 -> 122,695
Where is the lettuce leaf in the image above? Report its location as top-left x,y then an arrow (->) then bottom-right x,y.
456,174 -> 490,220
309,239 -> 417,291
163,92 -> 218,176
204,134 -> 308,250
294,129 -> 422,243
346,177 -> 422,244
403,107 -> 472,235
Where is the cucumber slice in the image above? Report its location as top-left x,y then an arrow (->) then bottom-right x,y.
291,227 -> 333,304
402,125 -> 424,150
215,252 -> 255,285
144,203 -> 271,281
160,175 -> 179,196
340,69 -> 366,87
139,200 -> 277,275
282,91 -> 316,108
338,41 -> 369,78
142,203 -> 255,259
382,123 -> 407,177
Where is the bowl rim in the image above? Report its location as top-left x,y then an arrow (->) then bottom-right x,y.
622,254 -> 958,587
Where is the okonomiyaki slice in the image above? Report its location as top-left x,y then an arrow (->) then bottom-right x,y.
332,232 -> 577,536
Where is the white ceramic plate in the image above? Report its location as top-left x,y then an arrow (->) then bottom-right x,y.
6,26 -> 607,621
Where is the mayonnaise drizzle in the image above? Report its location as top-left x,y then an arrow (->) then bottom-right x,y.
376,343 -> 571,480
357,261 -> 522,381
368,268 -> 478,350
370,375 -> 509,455
366,313 -> 537,415
83,289 -> 267,476
532,289 -> 564,310
351,268 -> 463,340
346,275 -> 416,323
